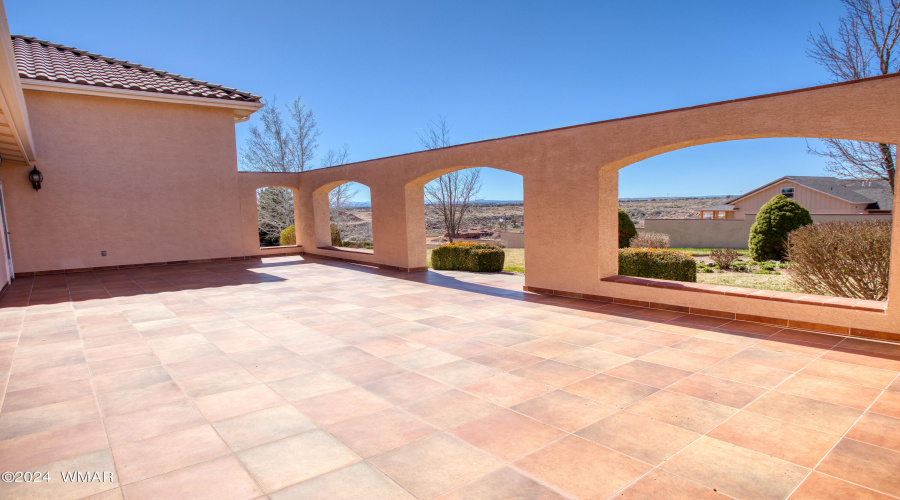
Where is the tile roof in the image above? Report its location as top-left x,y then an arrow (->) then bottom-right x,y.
728,176 -> 893,210
12,35 -> 261,103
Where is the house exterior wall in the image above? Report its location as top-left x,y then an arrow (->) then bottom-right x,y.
0,90 -> 248,273
642,213 -> 894,248
732,179 -> 867,219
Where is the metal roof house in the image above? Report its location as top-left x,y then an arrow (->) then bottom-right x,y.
699,176 -> 893,220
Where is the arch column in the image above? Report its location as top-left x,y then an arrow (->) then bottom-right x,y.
370,181 -> 427,271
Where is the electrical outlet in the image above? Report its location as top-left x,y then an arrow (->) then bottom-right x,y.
101,251 -> 107,256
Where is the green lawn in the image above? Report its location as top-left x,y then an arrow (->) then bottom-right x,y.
426,247 -> 524,273
696,270 -> 801,293
670,248 -> 751,256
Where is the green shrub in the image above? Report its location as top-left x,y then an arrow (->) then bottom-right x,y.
279,225 -> 296,246
432,242 -> 505,272
330,224 -> 342,246
618,209 -> 637,248
748,195 -> 813,261
619,248 -> 696,282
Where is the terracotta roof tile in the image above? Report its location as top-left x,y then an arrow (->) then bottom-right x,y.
12,35 -> 260,103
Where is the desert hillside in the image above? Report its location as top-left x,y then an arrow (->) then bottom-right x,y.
333,196 -> 729,241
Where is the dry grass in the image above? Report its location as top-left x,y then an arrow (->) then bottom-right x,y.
427,248 -> 524,273
696,270 -> 802,293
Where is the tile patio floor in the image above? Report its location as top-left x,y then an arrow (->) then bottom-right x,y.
0,255 -> 898,500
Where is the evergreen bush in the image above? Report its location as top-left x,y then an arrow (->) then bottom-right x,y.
330,224 -> 342,246
432,242 -> 505,272
748,195 -> 812,261
619,248 -> 696,282
279,225 -> 296,246
618,209 -> 637,248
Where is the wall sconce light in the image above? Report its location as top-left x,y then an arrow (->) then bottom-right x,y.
28,166 -> 43,191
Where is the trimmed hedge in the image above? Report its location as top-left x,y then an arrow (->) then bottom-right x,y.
749,195 -> 813,261
619,248 -> 696,282
431,242 -> 505,272
330,224 -> 342,246
618,209 -> 637,248
279,225 -> 296,246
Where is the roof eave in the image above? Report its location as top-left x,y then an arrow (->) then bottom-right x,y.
0,5 -> 36,163
20,79 -> 264,122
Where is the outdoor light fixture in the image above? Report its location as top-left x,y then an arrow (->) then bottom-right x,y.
28,166 -> 43,191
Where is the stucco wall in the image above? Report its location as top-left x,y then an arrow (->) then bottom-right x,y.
642,213 -> 893,248
0,91 -> 247,272
0,180 -> 10,286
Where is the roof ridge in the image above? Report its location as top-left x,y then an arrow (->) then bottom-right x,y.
11,34 -> 261,102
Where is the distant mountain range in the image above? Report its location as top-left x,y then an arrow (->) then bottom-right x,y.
343,195 -> 730,208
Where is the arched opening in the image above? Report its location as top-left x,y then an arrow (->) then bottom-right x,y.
611,137 -> 894,301
417,166 -> 525,274
313,181 -> 374,253
256,186 -> 297,247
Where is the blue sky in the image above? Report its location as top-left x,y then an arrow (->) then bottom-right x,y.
8,0 -> 850,200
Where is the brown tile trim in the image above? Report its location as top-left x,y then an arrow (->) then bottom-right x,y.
601,275 -> 887,314
850,328 -> 900,342
787,320 -> 850,336
0,280 -> 9,299
524,285 -> 899,344
12,253 -> 302,278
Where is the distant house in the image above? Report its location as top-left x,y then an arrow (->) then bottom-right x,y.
699,176 -> 893,220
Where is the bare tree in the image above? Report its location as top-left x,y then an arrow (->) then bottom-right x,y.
322,145 -> 358,227
420,117 -> 482,242
241,96 -> 320,245
807,0 -> 900,193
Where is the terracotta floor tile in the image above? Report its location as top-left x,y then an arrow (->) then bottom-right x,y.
546,328 -> 613,347
817,438 -> 900,497
771,328 -> 845,347
111,424 -> 230,484
594,338 -> 662,357
5,362 -> 91,392
637,347 -> 722,371
192,383 -> 286,421
671,337 -> 746,358
708,410 -> 840,468
789,472 -> 894,500
618,468 -> 720,499
178,367 -> 260,398
799,358 -> 897,389
0,449 -> 118,499
462,373 -> 552,407
514,435 -> 650,500
667,373 -> 767,408
846,412 -> 900,452
510,359 -> 594,387
822,349 -> 900,372
103,400 -> 206,446
330,358 -> 407,385
0,420 -> 108,472
511,339 -> 580,358
364,372 -> 452,404
294,386 -> 391,426
434,466 -> 566,500
237,430 -> 361,493
213,404 -> 317,451
369,433 -> 503,499
88,353 -> 162,376
468,348 -> 543,372
577,410 -> 698,465
628,390 -> 736,433
563,373 -> 658,408
450,410 -> 564,461
1,377 -> 95,413
402,389 -> 500,429
122,456 -> 263,500
731,347 -> 816,372
624,328 -> 691,347
777,374 -> 882,410
418,359 -> 500,386
327,407 -> 436,458
579,321 -> 644,336
745,391 -> 862,435
386,347 -> 461,370
0,397 -> 100,440
306,346 -> 378,369
92,365 -> 172,395
701,357 -> 793,389
358,337 -> 425,357
870,390 -> 900,418
164,355 -> 241,379
512,390 -> 616,432
269,462 -> 414,500
552,347 -> 631,371
603,359 -> 694,388
268,370 -> 355,402
471,329 -> 539,347
664,436 -> 809,500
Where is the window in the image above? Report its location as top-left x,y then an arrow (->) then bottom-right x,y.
781,187 -> 794,198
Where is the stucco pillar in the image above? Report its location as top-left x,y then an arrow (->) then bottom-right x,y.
368,182 -> 425,270
887,166 -> 900,318
598,167 -> 619,278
